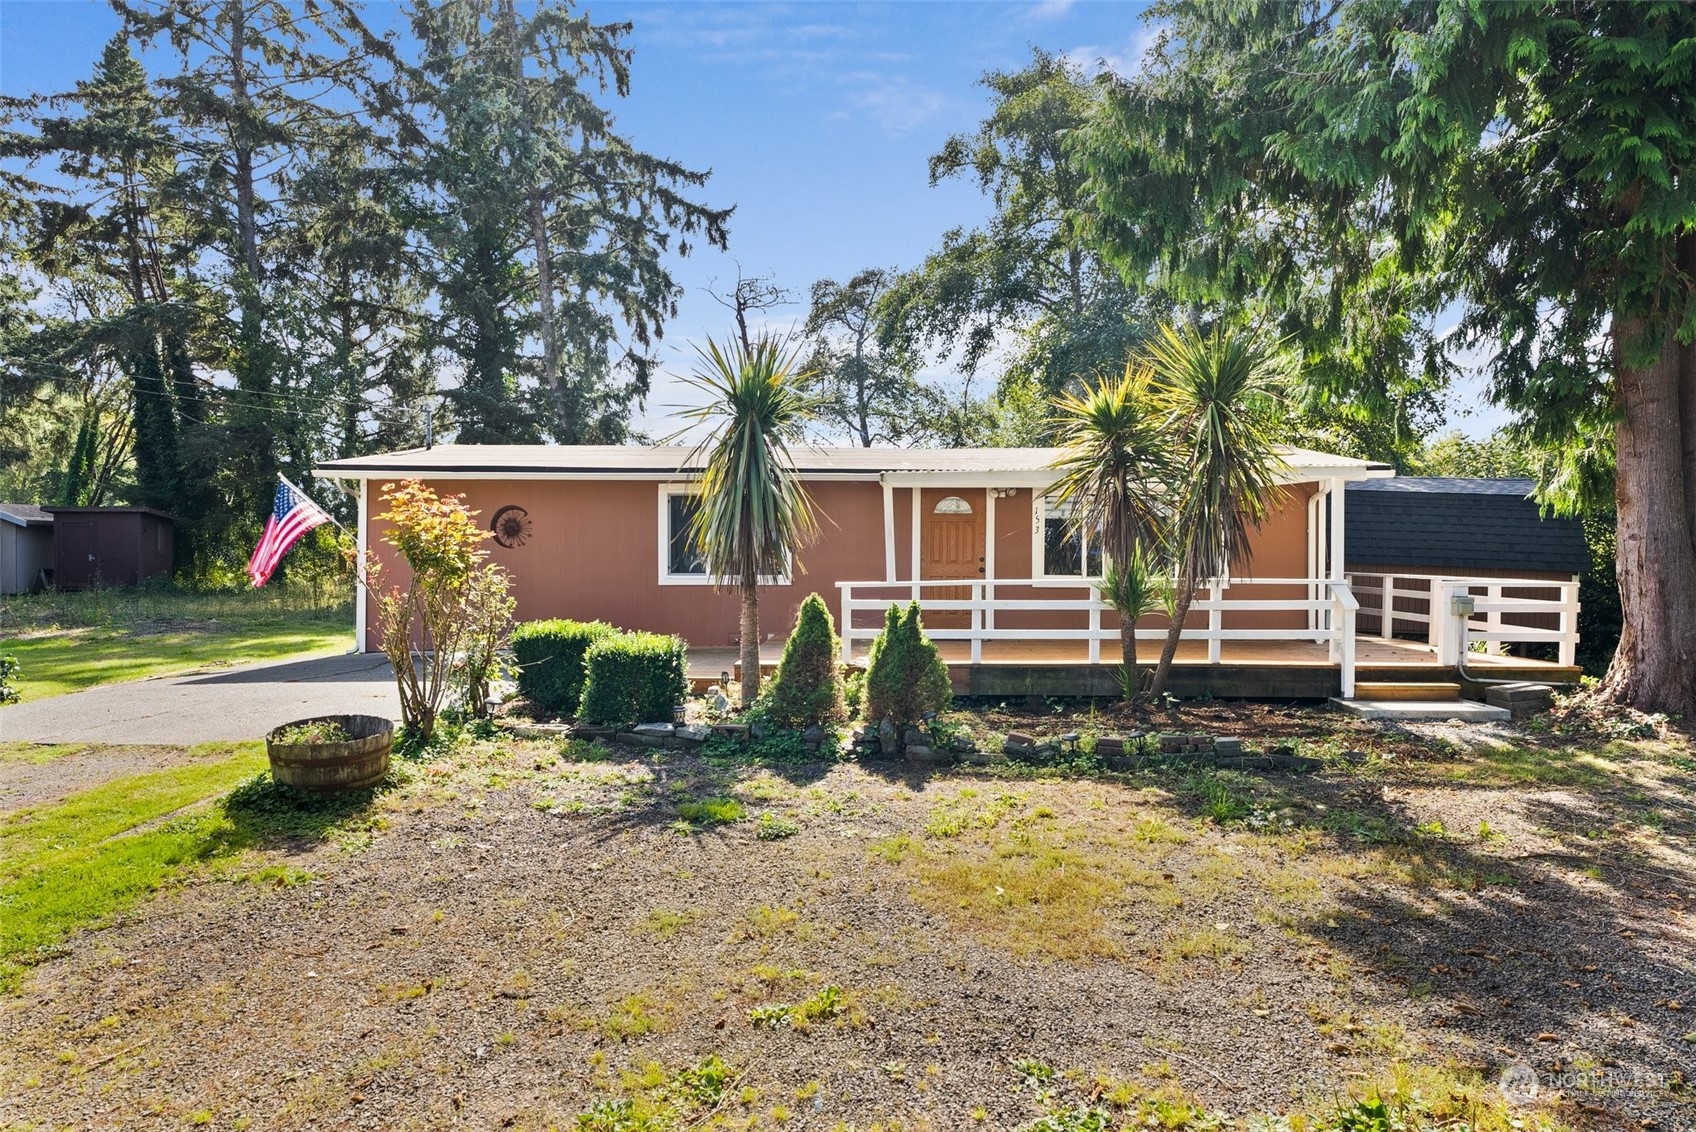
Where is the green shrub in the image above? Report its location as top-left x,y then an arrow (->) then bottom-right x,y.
863,602 -> 951,728
510,619 -> 616,715
0,655 -> 19,706
763,593 -> 846,728
579,631 -> 688,725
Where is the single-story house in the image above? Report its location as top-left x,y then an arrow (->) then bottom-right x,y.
46,507 -> 174,590
0,503 -> 54,595
316,445 -> 1581,698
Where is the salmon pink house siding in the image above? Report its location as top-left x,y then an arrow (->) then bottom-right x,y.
318,444 -> 1395,669
368,477 -> 888,650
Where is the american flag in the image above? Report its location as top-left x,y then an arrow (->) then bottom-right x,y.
247,477 -> 332,587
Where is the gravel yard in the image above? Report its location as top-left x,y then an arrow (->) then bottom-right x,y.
1,701 -> 1691,1130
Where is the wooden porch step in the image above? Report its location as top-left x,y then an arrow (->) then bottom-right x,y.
1353,681 -> 1463,702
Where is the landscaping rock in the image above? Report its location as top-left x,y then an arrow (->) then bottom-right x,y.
1095,737 -> 1126,757
621,723 -> 676,748
1484,682 -> 1555,716
711,723 -> 750,744
1158,733 -> 1215,755
877,716 -> 899,757
674,726 -> 709,747
801,724 -> 826,752
905,744 -> 949,765
1002,731 -> 1056,761
569,724 -> 617,741
1213,737 -> 1244,757
960,748 -> 1007,766
1104,755 -> 1144,772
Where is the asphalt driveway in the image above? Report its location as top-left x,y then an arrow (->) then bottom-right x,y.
0,652 -> 400,745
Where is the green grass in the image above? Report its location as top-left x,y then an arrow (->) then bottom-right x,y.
1,583 -> 352,701
0,740 -> 390,993
676,796 -> 745,826
0,743 -> 268,990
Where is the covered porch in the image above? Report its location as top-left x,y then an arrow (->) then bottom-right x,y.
801,449 -> 1580,701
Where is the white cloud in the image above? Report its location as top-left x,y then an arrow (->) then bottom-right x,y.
1028,0 -> 1077,21
1063,23 -> 1165,79
843,72 -> 947,135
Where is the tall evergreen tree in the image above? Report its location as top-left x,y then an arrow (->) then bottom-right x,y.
880,50 -> 1167,415
1076,0 -> 1696,714
404,0 -> 731,443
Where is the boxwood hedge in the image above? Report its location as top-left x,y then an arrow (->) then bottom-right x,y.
510,619 -> 617,716
579,631 -> 689,726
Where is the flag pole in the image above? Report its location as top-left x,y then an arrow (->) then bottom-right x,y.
279,472 -> 349,533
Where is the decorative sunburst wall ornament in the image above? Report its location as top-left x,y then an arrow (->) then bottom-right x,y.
490,504 -> 532,548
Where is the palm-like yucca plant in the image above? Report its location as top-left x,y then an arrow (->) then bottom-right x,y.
1144,323 -> 1290,699
672,335 -> 821,705
1048,366 -> 1174,694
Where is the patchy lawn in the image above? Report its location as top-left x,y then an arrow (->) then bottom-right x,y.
0,701 -> 1690,1131
0,584 -> 352,701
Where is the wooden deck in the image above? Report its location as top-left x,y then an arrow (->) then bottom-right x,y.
685,637 -> 1581,699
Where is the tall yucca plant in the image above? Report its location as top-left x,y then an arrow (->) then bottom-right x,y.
1049,366 -> 1175,694
673,335 -> 820,705
1145,323 -> 1290,699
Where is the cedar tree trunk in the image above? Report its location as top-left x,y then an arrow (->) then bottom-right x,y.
1600,315 -> 1696,716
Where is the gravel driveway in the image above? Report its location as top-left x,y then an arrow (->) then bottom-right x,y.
0,652 -> 399,745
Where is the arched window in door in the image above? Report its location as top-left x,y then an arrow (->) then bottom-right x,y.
933,495 -> 973,515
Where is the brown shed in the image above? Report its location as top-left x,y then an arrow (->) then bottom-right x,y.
46,507 -> 174,590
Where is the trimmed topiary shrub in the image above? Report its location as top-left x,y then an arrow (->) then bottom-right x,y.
579,631 -> 689,726
863,601 -> 950,728
763,593 -> 847,729
511,619 -> 617,716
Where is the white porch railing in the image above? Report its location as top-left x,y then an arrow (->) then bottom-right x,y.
1346,572 -> 1579,668
836,576 -> 1360,698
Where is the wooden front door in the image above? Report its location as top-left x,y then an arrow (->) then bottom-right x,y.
921,491 -> 984,629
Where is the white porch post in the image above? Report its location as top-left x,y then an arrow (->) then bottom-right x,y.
910,486 -> 921,601
1327,478 -> 1345,582
881,479 -> 896,582
983,488 -> 996,633
354,477 -> 368,654
1207,580 -> 1222,663
1380,574 -> 1393,639
840,587 -> 853,663
1560,576 -> 1579,667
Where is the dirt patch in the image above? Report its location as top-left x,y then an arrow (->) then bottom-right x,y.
1,718 -> 1691,1129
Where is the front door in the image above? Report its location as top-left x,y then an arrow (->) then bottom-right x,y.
921,490 -> 983,629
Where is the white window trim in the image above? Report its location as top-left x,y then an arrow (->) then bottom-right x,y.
1032,492 -> 1105,582
657,484 -> 792,587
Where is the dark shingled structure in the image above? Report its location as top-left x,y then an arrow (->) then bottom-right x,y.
1345,478 -> 1589,575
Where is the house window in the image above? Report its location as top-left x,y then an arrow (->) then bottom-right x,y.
658,485 -> 791,586
665,492 -> 706,579
1038,494 -> 1103,579
933,496 -> 973,515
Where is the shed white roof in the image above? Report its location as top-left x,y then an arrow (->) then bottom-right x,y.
316,443 -> 1392,483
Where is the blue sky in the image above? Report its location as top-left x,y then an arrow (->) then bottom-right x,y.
0,0 -> 1501,438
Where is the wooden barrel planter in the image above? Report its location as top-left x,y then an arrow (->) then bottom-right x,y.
265,714 -> 393,794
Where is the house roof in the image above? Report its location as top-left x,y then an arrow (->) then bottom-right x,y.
1345,478 -> 1589,575
0,503 -> 53,527
44,506 -> 175,520
1349,476 -> 1539,496
315,443 -> 1392,483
